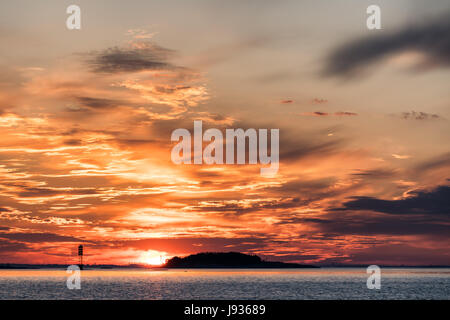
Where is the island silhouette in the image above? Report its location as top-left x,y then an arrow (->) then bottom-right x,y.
163,252 -> 318,268
0,252 -> 316,269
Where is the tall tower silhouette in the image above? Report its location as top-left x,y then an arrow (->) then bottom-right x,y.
78,245 -> 84,270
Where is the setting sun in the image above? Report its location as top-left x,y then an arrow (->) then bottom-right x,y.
138,251 -> 168,266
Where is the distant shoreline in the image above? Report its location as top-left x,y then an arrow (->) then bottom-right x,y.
1,264 -> 449,270
2,251 -> 449,270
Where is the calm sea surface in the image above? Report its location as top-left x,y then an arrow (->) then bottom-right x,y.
0,268 -> 448,299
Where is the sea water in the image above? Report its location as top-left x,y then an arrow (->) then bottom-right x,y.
0,268 -> 448,300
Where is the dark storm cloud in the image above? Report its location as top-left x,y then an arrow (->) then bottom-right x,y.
324,13 -> 450,77
335,185 -> 450,215
87,43 -> 176,73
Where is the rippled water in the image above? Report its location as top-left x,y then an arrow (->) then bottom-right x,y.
0,268 -> 448,299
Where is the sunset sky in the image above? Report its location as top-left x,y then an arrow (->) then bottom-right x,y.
0,0 -> 449,266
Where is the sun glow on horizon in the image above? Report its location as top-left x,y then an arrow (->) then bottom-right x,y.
138,250 -> 168,266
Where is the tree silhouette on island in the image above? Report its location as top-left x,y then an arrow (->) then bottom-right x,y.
163,252 -> 318,268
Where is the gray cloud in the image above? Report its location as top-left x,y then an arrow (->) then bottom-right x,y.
284,216 -> 450,238
335,185 -> 450,216
324,13 -> 450,77
87,43 -> 176,73
351,168 -> 397,179
191,197 -> 305,215
399,111 -> 442,120
0,239 -> 29,254
416,152 -> 450,172
76,96 -> 123,109
280,138 -> 343,161
320,244 -> 450,266
0,232 -> 83,243
301,111 -> 358,117
16,187 -> 97,198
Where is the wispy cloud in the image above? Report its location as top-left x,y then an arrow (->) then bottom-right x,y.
399,111 -> 442,120
300,111 -> 358,117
